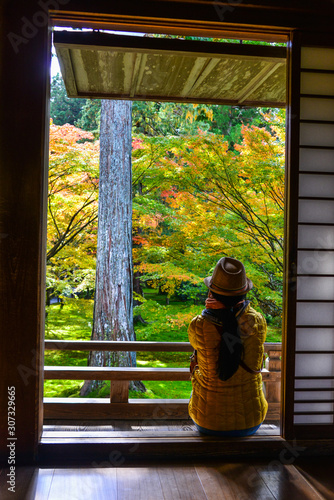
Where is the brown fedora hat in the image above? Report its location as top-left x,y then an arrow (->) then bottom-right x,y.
204,257 -> 253,296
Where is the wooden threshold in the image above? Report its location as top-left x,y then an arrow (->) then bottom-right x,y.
38,435 -> 286,464
37,435 -> 334,464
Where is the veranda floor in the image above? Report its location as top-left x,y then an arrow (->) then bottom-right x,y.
1,457 -> 333,500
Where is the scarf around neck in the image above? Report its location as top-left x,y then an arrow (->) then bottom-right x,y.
202,293 -> 249,326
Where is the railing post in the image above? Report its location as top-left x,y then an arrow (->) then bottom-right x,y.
110,381 -> 129,403
265,350 -> 281,404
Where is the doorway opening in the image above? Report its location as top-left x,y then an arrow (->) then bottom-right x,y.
43,27 -> 287,439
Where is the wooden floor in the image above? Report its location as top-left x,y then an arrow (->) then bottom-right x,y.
1,458 -> 334,500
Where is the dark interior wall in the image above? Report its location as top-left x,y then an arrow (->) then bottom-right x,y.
0,1 -> 50,463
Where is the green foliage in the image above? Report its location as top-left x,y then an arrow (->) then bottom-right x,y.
210,105 -> 271,146
75,99 -> 101,136
50,73 -> 84,125
134,299 -> 202,341
132,101 -> 213,136
129,380 -> 192,400
152,33 -> 285,47
50,73 -> 101,134
132,101 -> 263,144
131,110 -> 285,323
44,299 -> 93,397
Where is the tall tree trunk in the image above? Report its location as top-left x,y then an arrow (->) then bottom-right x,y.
81,99 -> 144,396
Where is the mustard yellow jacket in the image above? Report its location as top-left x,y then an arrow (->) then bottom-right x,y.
188,303 -> 268,431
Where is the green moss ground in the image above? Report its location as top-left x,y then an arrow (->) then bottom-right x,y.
44,296 -> 281,399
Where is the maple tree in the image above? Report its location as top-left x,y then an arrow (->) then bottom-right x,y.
131,110 -> 285,321
47,108 -> 285,327
47,122 -> 99,300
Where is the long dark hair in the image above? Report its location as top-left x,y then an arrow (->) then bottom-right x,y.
211,291 -> 246,381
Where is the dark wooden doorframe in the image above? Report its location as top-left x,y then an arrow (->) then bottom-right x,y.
0,1 -> 51,464
281,30 -> 301,440
48,13 -> 291,437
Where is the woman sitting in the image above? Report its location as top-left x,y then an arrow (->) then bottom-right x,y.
188,256 -> 268,437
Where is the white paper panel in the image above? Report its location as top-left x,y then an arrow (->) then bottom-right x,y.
297,276 -> 334,300
298,250 -> 334,274
298,225 -> 334,249
300,97 -> 334,121
299,173 -> 334,197
301,47 -> 334,70
294,414 -> 333,424
295,353 -> 334,376
300,123 -> 334,147
295,391 -> 334,400
296,302 -> 334,325
294,402 -> 334,412
295,379 -> 334,389
296,328 -> 334,351
299,148 -> 334,172
298,200 -> 334,224
300,73 -> 334,96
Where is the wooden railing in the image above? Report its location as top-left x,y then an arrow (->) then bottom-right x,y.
43,341 -> 281,422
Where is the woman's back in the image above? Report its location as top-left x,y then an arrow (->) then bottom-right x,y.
188,303 -> 268,432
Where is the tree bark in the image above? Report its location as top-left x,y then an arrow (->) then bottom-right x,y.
81,100 -> 144,396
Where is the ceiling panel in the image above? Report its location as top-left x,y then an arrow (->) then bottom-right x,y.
54,31 -> 286,106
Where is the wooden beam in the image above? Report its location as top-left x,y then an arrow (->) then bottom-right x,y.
37,436 -> 334,463
38,435 -> 289,464
53,19 -> 289,43
56,47 -> 79,97
44,340 -> 281,352
44,340 -> 194,351
73,91 -> 286,107
44,366 -> 191,381
53,30 -> 287,61
43,398 -> 280,422
43,365 -> 281,381
44,398 -> 190,419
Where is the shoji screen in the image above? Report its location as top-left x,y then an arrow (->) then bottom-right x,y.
295,46 -> 334,437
